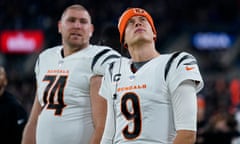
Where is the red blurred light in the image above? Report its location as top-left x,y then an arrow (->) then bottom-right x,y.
0,30 -> 44,54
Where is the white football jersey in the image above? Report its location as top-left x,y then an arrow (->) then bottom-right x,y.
100,52 -> 204,144
35,45 -> 120,144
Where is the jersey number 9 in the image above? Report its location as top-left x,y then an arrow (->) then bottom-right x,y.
121,92 -> 142,140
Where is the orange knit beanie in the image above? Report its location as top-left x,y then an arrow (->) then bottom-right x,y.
118,8 -> 157,43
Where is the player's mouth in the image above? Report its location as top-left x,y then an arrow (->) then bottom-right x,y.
134,28 -> 145,33
70,32 -> 82,37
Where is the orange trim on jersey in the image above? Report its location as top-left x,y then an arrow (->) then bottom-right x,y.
117,84 -> 147,92
185,66 -> 195,71
47,69 -> 69,74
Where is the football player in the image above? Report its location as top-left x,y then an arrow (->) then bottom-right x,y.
100,8 -> 204,144
21,4 -> 120,144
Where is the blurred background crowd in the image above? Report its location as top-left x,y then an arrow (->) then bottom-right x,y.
0,0 -> 240,143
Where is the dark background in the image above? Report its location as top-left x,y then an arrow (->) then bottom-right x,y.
0,1 -> 240,143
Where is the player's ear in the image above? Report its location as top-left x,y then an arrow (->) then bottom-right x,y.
153,33 -> 157,41
124,43 -> 128,48
58,21 -> 62,33
90,24 -> 94,37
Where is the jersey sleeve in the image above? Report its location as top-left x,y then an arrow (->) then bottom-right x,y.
99,62 -> 115,100
99,63 -> 116,144
165,52 -> 204,94
34,56 -> 40,80
91,46 -> 120,75
172,80 -> 197,131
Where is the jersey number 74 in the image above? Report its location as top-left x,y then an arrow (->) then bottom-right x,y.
42,75 -> 68,116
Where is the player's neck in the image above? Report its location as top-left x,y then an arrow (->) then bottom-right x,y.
129,43 -> 159,62
131,60 -> 150,73
62,44 -> 89,57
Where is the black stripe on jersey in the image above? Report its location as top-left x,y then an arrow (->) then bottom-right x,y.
91,49 -> 120,71
108,61 -> 115,82
176,55 -> 196,68
183,61 -> 197,66
164,51 -> 181,81
91,49 -> 111,71
101,55 -> 120,66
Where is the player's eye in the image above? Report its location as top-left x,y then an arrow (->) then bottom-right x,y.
79,18 -> 89,24
127,19 -> 135,25
139,17 -> 147,22
67,17 -> 76,23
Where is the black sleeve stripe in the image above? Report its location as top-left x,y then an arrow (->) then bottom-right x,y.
176,55 -> 195,68
183,61 -> 197,66
108,61 -> 115,82
91,49 -> 111,71
101,55 -> 120,66
164,51 -> 182,81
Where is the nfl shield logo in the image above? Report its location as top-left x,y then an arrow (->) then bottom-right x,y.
129,75 -> 135,81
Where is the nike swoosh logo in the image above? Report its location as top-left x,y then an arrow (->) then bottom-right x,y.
185,66 -> 195,71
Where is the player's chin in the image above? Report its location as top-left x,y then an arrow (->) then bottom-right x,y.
69,38 -> 83,44
132,36 -> 150,44
68,41 -> 84,48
